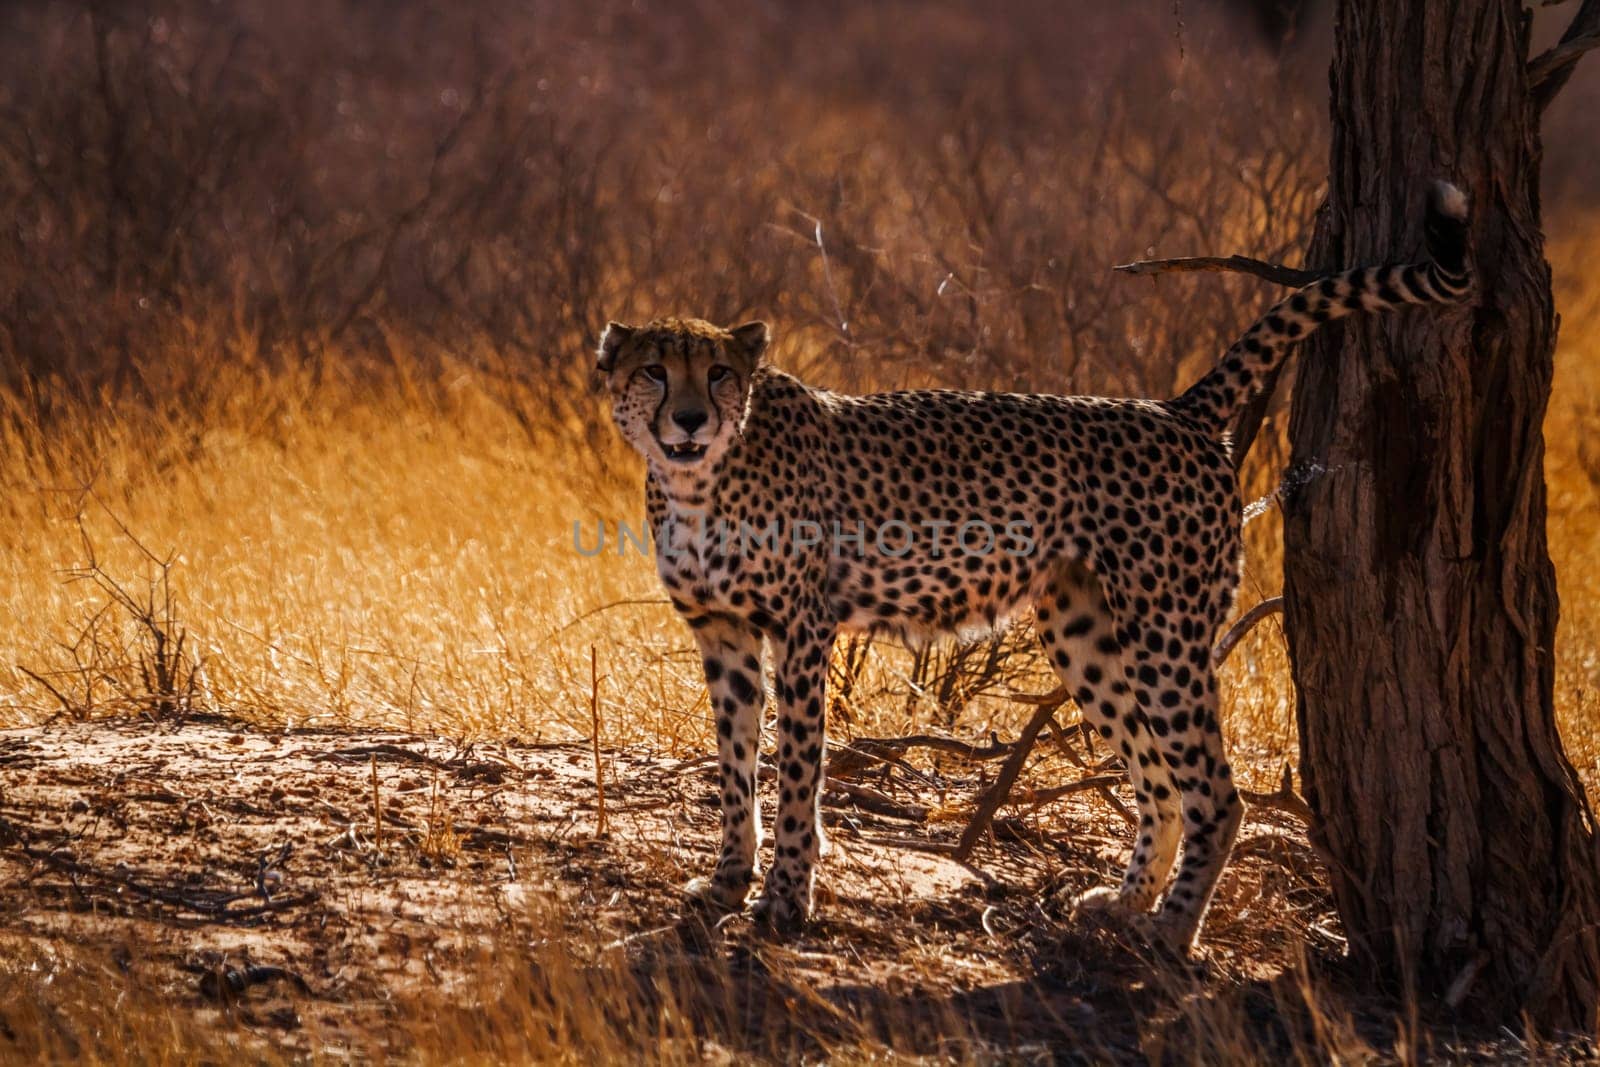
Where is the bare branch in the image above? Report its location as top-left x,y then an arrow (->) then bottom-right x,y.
14,665 -> 76,717
1532,0 -> 1600,112
1213,596 -> 1286,666
1238,763 -> 1316,825
1006,687 -> 1069,706
1113,255 -> 1319,288
1531,33 -> 1600,91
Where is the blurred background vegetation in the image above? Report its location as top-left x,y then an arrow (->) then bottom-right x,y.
0,0 -> 1595,790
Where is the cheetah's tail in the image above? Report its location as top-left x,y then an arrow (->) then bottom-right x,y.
1167,180 -> 1472,439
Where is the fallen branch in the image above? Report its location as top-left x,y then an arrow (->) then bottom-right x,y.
1112,255 -> 1318,288
826,732 -> 1016,779
852,833 -> 957,856
316,743 -> 444,768
458,826 -> 532,849
10,836 -> 315,922
126,790 -> 188,804
743,761 -> 931,823
1014,774 -> 1127,812
309,743 -> 510,781
953,692 -> 1069,860
823,779 -> 930,823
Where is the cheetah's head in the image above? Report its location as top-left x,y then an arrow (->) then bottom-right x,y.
597,317 -> 769,472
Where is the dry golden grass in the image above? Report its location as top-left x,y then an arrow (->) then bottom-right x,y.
5,230 -> 1596,787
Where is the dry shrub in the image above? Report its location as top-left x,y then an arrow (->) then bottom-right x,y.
0,1 -> 1321,393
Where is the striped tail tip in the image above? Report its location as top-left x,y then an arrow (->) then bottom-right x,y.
1429,180 -> 1468,221
1424,180 -> 1471,295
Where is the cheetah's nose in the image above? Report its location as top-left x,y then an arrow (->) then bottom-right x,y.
672,409 -> 709,435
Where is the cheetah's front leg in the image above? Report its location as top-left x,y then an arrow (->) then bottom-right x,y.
685,619 -> 766,912
752,611 -> 833,931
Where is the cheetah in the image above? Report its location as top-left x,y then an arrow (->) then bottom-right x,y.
596,182 -> 1471,951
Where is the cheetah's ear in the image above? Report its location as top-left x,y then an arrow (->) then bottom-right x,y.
597,321 -> 634,374
729,321 -> 770,364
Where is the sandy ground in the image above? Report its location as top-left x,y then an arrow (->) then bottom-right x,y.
0,714 -> 1346,1060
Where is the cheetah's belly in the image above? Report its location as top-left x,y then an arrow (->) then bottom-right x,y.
824,511 -> 1080,639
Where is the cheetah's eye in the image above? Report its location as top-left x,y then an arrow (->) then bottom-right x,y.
708,365 -> 734,386
641,364 -> 667,384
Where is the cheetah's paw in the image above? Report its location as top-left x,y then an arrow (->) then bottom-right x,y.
685,873 -> 752,913
1071,887 -> 1174,952
750,888 -> 809,933
1146,909 -> 1201,960
1070,885 -> 1134,918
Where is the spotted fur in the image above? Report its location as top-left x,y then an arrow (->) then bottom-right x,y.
597,182 -> 1471,950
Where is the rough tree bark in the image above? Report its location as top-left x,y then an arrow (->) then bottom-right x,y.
1281,0 -> 1600,1033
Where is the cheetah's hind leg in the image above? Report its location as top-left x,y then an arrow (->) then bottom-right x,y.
1036,565 -> 1182,917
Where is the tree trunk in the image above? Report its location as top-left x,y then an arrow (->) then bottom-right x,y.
1282,0 -> 1600,1033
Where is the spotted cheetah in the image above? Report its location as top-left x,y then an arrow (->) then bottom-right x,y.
597,182 -> 1471,951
